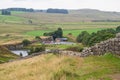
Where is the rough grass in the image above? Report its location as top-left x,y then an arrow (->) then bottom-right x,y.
13,11 -> 120,23
0,46 -> 18,63
0,33 -> 34,44
0,53 -> 119,80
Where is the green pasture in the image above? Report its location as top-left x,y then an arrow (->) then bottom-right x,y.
0,11 -> 120,43
0,15 -> 28,24
11,11 -> 28,15
31,22 -> 120,30
25,28 -> 104,37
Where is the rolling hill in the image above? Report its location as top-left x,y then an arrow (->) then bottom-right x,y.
0,8 -> 120,80
1,9 -> 120,24
12,9 -> 120,23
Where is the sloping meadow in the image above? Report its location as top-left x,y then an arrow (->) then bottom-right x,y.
0,53 -> 119,80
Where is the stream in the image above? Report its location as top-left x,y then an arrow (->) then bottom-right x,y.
11,50 -> 30,57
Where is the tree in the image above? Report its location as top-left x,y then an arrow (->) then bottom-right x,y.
35,36 -> 42,40
76,31 -> 90,43
6,8 -> 34,12
22,39 -> 31,46
1,10 -> 11,15
47,8 -> 68,14
28,20 -> 32,24
76,28 -> 116,46
116,26 -> 120,33
43,28 -> 63,40
55,28 -> 63,38
29,45 -> 45,54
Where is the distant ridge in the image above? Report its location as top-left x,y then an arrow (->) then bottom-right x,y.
1,8 -> 120,22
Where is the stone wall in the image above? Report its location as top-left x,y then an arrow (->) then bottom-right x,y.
7,33 -> 120,59
81,37 -> 120,57
58,33 -> 120,57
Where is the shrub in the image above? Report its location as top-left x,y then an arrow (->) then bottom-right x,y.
76,28 -> 116,46
116,26 -> 120,33
22,39 -> 31,46
1,9 -> 11,15
29,45 -> 45,55
66,46 -> 83,52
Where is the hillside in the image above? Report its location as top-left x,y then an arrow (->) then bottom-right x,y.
1,9 -> 120,24
0,46 -> 18,63
0,9 -> 120,44
12,9 -> 120,23
0,53 -> 119,80
69,9 -> 120,21
0,12 -> 29,24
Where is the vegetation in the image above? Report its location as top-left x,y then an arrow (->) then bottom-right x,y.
13,9 -> 120,23
116,26 -> 120,33
0,10 -> 120,80
1,10 -> 11,15
66,45 -> 83,52
29,45 -> 45,55
26,28 -> 103,37
0,46 -> 18,63
35,36 -> 42,41
6,8 -> 34,12
44,28 -> 63,40
77,28 -> 116,46
0,15 -> 28,23
47,8 -> 68,14
22,39 -> 31,46
76,31 -> 90,45
0,53 -> 119,80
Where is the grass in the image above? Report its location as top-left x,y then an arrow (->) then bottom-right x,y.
0,53 -> 119,80
0,11 -> 119,43
0,15 -> 29,24
0,46 -> 19,63
13,11 -> 120,23
0,21 -> 118,43
11,11 -> 28,15
25,28 -> 104,37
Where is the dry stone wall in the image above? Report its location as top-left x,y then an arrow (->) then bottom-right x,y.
59,33 -> 120,57
81,38 -> 120,57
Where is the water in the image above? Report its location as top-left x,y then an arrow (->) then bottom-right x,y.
11,50 -> 29,57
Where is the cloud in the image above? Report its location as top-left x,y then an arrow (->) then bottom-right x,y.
0,0 -> 119,12
13,0 -> 25,1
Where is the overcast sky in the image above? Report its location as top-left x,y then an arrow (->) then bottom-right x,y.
0,0 -> 119,12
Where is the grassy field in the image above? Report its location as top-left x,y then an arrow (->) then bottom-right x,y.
0,11 -> 120,44
0,53 -> 119,80
0,10 -> 120,80
0,33 -> 34,44
25,28 -> 104,37
0,21 -> 118,44
0,15 -> 29,24
0,11 -> 34,24
0,23 -> 39,44
13,10 -> 120,23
